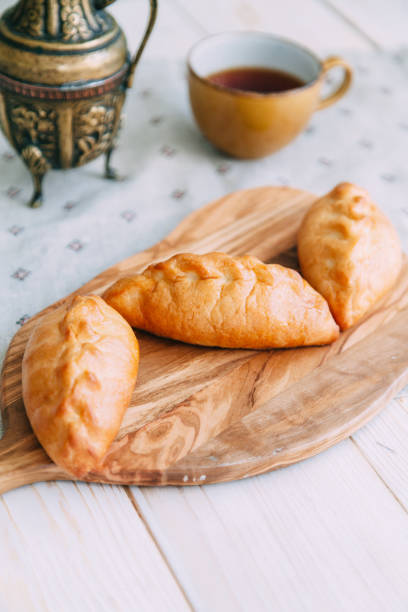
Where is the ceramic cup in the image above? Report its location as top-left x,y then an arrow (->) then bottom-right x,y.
188,32 -> 352,159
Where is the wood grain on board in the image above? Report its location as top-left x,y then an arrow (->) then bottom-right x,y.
1,186 -> 408,494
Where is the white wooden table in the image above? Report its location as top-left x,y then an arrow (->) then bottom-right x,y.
2,1 -> 408,610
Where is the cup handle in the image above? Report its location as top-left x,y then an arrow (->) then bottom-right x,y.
317,56 -> 353,110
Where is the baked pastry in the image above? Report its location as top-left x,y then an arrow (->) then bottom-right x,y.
103,252 -> 339,349
298,182 -> 402,330
22,295 -> 139,478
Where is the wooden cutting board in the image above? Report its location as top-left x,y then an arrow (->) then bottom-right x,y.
1,186 -> 408,495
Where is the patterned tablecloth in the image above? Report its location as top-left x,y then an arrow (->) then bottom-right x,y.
2,50 -> 408,435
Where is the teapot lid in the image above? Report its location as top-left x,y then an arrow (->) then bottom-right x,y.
0,0 -> 128,85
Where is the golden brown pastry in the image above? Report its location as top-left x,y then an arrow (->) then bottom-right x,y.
103,252 -> 339,349
298,182 -> 402,330
22,295 -> 139,478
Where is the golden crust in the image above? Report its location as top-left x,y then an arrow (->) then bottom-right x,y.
22,295 -> 139,478
103,252 -> 339,349
298,182 -> 402,330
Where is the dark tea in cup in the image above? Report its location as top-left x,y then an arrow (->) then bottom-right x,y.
207,66 -> 306,94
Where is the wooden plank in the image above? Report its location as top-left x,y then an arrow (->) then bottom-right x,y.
174,0 -> 372,52
322,0 -> 408,50
0,482 -> 190,611
133,439 -> 408,611
352,398 -> 408,510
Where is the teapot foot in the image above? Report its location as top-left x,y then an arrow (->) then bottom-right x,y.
104,148 -> 120,180
21,145 -> 49,208
28,172 -> 45,208
29,192 -> 43,208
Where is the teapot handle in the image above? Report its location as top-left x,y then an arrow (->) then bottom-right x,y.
126,0 -> 158,88
94,0 -> 116,7
94,0 -> 157,88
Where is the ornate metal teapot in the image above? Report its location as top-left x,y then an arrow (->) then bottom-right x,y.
0,0 -> 157,206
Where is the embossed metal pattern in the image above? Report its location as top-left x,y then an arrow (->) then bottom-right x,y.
8,101 -> 58,163
12,0 -> 45,38
0,64 -> 129,99
0,89 -> 125,170
73,92 -> 124,166
6,0 -> 111,42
